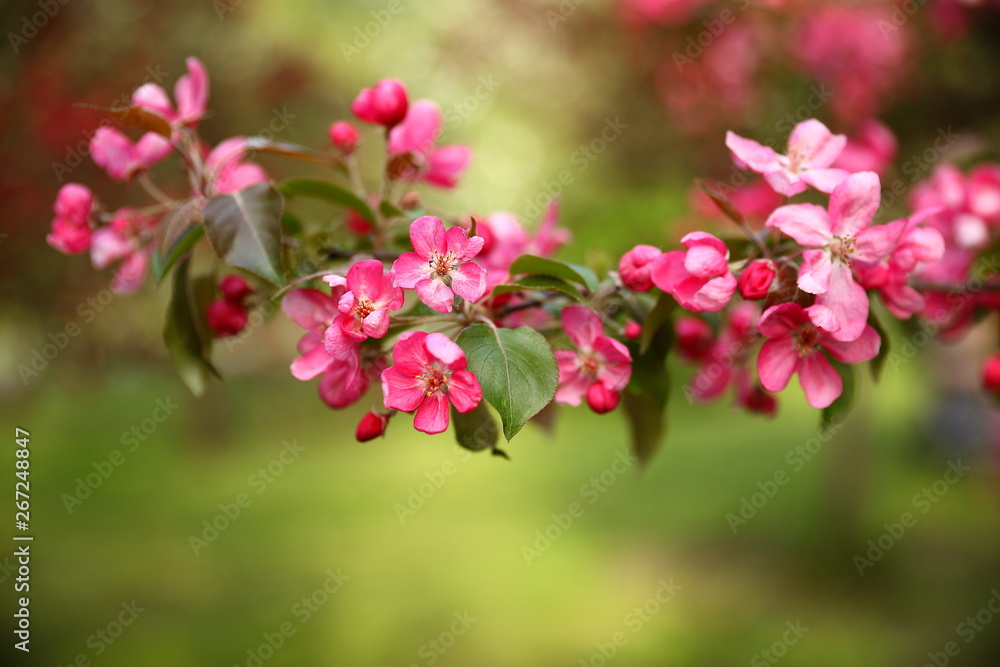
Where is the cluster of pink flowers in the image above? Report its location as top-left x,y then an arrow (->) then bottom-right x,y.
617,118 -> 980,411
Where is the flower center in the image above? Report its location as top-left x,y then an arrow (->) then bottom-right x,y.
353,298 -> 375,319
829,235 -> 856,264
429,251 -> 457,277
579,354 -> 600,379
795,326 -> 819,357
418,363 -> 449,396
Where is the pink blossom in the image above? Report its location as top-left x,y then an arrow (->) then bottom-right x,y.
619,245 -> 662,292
207,300 -> 248,338
322,260 -> 403,354
90,126 -> 172,181
737,259 -> 777,300
204,137 -> 269,195
328,121 -> 359,153
281,288 -> 376,409
90,209 -> 154,294
381,331 -> 482,435
472,202 -> 570,289
726,119 -> 851,196
554,305 -> 632,411
47,184 -> 94,255
833,119 -> 897,176
650,232 -> 737,312
756,303 -> 880,409
392,216 -> 487,313
351,79 -> 409,127
132,57 -> 209,127
387,100 -> 471,189
766,172 -> 904,341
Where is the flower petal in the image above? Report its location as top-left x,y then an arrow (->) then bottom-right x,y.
788,119 -> 845,168
391,252 -> 431,289
757,338 -> 799,392
798,249 -> 833,295
766,204 -> 833,247
817,264 -> 869,342
798,353 -> 842,409
415,278 -> 455,313
725,132 -> 783,172
822,324 -> 880,364
829,171 -> 881,238
413,393 -> 450,434
561,305 -> 603,350
382,366 -> 426,412
449,261 -> 487,303
409,216 -> 446,259
447,370 -> 482,413
282,288 -> 337,331
291,345 -> 332,381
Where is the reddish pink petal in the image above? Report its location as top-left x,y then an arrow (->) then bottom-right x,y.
758,303 -> 807,339
450,262 -> 487,303
757,338 -> 799,392
561,305 -> 604,350
391,331 -> 432,376
594,337 -> 632,390
282,288 -> 338,330
854,220 -> 905,264
817,265 -> 869,342
691,273 -> 736,312
788,119 -> 845,168
800,168 -> 851,193
112,251 -> 148,294
90,227 -> 133,269
798,249 -> 833,295
447,370 -> 482,412
388,100 -> 441,156
804,304 -> 841,334
555,367 -> 590,406
683,244 -> 728,279
413,393 -> 450,434
362,309 -> 390,339
764,170 -> 807,197
318,361 -> 367,409
382,366 -> 425,412
131,84 -> 174,121
798,353 -> 842,409
291,345 -> 332,381
425,332 -> 465,369
725,132 -> 782,172
175,57 -> 209,125
766,203 -> 833,247
829,172 -> 881,238
409,216 -> 446,259
650,250 -> 688,294
425,145 -> 471,188
348,259 -> 387,301
134,133 -> 173,167
822,325 -> 880,364
391,252 -> 431,289
415,278 -> 455,313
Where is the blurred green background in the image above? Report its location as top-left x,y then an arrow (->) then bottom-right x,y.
2,0 -> 1000,665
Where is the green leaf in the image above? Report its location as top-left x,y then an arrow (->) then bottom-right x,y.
493,275 -> 584,302
456,324 -> 559,441
278,179 -> 375,223
280,212 -> 303,236
203,184 -> 285,286
163,260 -> 220,396
868,308 -> 890,383
153,224 -> 205,284
640,291 -> 676,355
380,200 -> 405,220
821,360 -> 856,429
624,322 -> 673,466
451,402 -> 500,453
509,254 -> 600,293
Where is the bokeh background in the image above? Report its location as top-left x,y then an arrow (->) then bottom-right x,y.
3,0 -> 1000,665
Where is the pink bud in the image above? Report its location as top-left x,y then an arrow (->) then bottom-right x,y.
740,385 -> 777,417
206,299 -> 248,338
54,183 -> 94,223
983,354 -> 1000,393
345,209 -> 373,235
675,316 -> 714,361
624,322 -> 642,340
586,383 -> 620,414
328,121 -> 360,153
355,411 -> 389,442
737,260 -> 777,300
219,275 -> 253,303
618,244 -> 662,292
351,79 -> 408,127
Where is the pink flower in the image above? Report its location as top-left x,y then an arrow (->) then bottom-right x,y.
322,260 -> 403,354
683,302 -> 766,408
554,305 -> 632,411
90,209 -> 154,294
387,100 -> 471,189
204,138 -> 269,195
766,172 -> 904,341
282,288 -> 377,409
392,216 -> 487,313
206,300 -> 248,338
471,202 -> 570,289
983,353 -> 1000,393
381,331 -> 482,435
833,119 -> 897,176
756,303 -> 880,409
47,184 -> 94,255
737,259 -> 777,300
90,126 -> 172,181
726,119 -> 851,196
352,79 -> 409,127
619,244 -> 662,292
650,232 -> 737,312
132,57 -> 209,128
328,121 -> 359,153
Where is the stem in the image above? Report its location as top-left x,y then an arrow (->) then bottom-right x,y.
137,174 -> 177,207
269,269 -> 345,301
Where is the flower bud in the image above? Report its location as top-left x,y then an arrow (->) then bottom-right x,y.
624,322 -> 642,340
675,316 -> 714,360
983,353 -> 1000,393
740,385 -> 777,416
345,208 -> 373,235
586,382 -> 620,414
219,275 -> 253,303
54,183 -> 95,223
356,412 -> 389,442
351,79 -> 409,127
328,121 -> 359,153
618,244 -> 662,292
206,299 -> 249,338
737,260 -> 777,300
